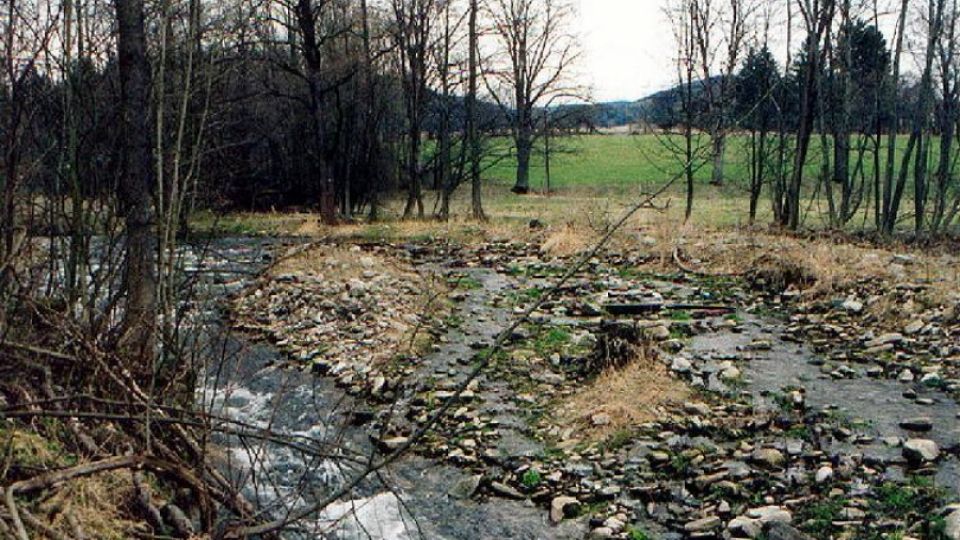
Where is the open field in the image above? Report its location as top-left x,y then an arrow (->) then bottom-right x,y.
482,133 -> 951,193
198,133 -> 958,238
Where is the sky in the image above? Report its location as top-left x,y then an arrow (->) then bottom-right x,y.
575,0 -> 904,103
577,0 -> 678,103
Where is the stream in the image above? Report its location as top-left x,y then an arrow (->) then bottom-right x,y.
188,239 -> 584,539
187,238 -> 959,539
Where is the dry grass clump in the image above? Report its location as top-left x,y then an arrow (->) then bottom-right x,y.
269,244 -> 415,282
555,349 -> 690,441
540,223 -> 597,258
0,428 -> 141,540
744,253 -> 819,293
41,472 -> 140,539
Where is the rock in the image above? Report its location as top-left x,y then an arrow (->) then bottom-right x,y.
684,516 -> 721,532
766,522 -> 814,540
842,298 -> 864,313
645,325 -> 671,341
589,527 -> 614,538
490,482 -> 525,499
598,485 -> 621,498
370,375 -> 386,396
670,357 -> 693,374
602,516 -> 625,532
746,506 -> 792,525
721,365 -> 742,381
728,516 -> 762,538
591,413 -> 612,427
839,507 -> 866,520
904,319 -> 925,335
815,466 -> 834,484
685,402 -> 712,416
550,496 -> 580,523
751,448 -> 786,469
898,369 -> 916,383
449,475 -> 482,500
903,439 -> 940,464
943,506 -> 960,539
374,436 -> 409,452
867,333 -> 904,348
899,417 -> 933,432
785,440 -> 803,456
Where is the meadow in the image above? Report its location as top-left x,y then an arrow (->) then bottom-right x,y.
482,132 -> 934,193
202,132 -> 954,238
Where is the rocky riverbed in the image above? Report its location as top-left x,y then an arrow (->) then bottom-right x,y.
217,236 -> 959,540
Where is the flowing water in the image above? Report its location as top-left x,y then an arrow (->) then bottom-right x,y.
186,239 -> 959,538
190,239 -> 584,539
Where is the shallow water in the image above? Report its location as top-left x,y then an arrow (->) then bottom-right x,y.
688,314 -> 960,491
194,241 -> 584,539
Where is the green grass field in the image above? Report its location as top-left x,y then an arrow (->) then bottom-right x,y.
202,133 -> 957,235
480,133 -> 945,197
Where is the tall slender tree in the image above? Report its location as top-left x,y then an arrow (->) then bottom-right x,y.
468,0 -> 485,219
115,0 -> 158,371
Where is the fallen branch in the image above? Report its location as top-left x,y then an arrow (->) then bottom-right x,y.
19,508 -> 75,540
2,487 -> 29,540
603,303 -> 736,316
8,456 -> 142,495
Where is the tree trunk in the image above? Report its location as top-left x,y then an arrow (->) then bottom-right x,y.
467,0 -> 484,220
784,2 -> 831,230
513,123 -> 532,194
115,0 -> 158,373
296,0 -> 337,225
710,131 -> 726,186
881,0 -> 910,234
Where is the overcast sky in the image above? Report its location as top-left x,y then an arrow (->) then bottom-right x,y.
578,0 -> 677,102
575,0 -> 902,103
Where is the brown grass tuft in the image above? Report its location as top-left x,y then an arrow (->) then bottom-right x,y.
555,349 -> 690,441
540,224 -> 596,258
42,471 -> 140,540
269,244 -> 414,282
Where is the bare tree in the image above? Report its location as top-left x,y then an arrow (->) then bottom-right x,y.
882,0 -> 944,234
782,0 -> 834,230
484,0 -> 580,194
668,0 -> 703,220
932,0 -> 960,231
393,0 -> 438,218
295,0 -> 339,224
115,0 -> 158,371
691,0 -> 752,187
468,0 -> 485,219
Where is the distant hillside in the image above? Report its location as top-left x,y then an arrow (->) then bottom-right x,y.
586,78 -> 722,130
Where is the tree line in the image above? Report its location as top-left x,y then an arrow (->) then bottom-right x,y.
662,0 -> 960,235
1,0 -> 581,235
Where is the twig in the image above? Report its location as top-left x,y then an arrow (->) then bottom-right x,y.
0,341 -> 76,363
19,508 -> 74,540
2,487 -> 29,540
8,456 -> 143,495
